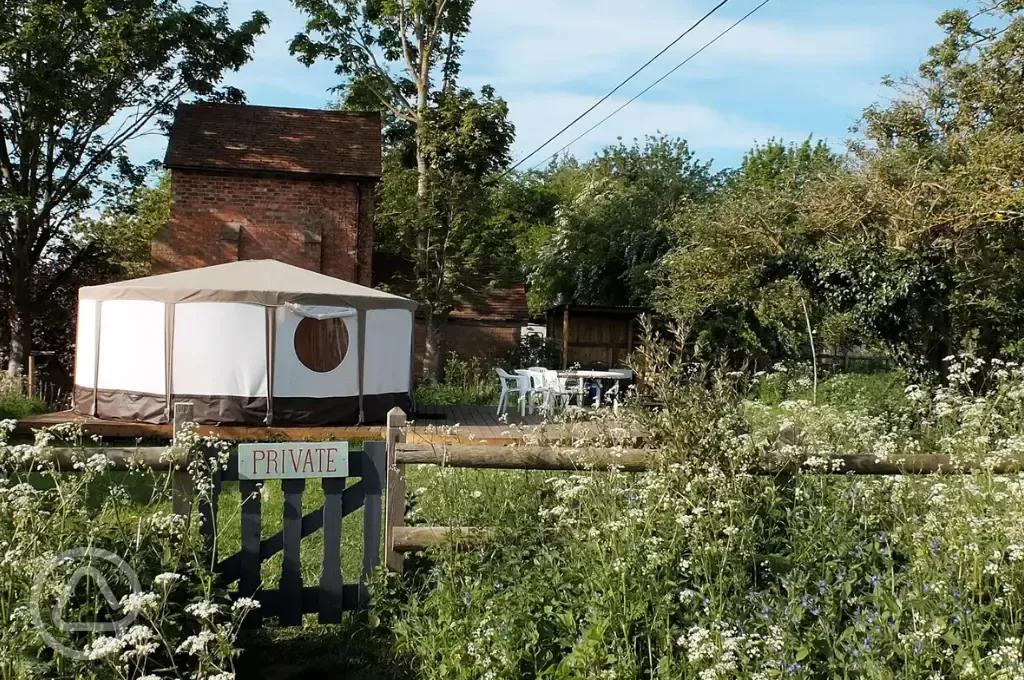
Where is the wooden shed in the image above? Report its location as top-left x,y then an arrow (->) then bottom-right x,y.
546,305 -> 644,370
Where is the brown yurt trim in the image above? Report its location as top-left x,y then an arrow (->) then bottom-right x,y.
75,386 -> 167,424
265,307 -> 276,426
72,387 -> 412,426
357,309 -> 366,423
164,302 -> 176,422
91,301 -> 103,417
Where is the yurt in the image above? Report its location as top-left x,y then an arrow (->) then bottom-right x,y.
72,260 -> 417,425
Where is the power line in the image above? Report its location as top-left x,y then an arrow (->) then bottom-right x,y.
529,0 -> 772,172
500,0 -> 732,176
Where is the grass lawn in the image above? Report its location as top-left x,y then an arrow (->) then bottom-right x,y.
214,477 -> 369,590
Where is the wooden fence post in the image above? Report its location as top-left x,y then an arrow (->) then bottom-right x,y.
384,408 -> 407,573
171,402 -> 194,516
27,355 -> 35,399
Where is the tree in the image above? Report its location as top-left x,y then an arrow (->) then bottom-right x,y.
814,0 -> 1024,368
81,173 -> 172,279
658,0 -> 1024,371
291,0 -> 515,378
0,0 -> 268,374
657,139 -> 840,365
523,136 -> 718,312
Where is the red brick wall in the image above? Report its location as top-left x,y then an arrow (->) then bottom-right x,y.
152,169 -> 374,284
414,319 -> 521,375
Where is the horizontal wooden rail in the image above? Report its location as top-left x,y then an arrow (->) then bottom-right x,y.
395,444 -> 1024,476
800,454 -> 1024,476
395,443 -> 657,471
39,446 -> 180,471
391,526 -> 494,553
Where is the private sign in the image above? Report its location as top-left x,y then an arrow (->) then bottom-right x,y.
237,442 -> 349,480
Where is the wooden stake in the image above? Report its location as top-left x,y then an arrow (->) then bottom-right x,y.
171,402 -> 194,516
384,408 -> 407,572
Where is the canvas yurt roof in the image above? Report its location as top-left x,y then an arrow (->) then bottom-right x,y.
79,259 -> 418,310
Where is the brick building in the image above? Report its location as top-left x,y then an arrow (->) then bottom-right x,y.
374,254 -> 529,372
152,103 -> 381,282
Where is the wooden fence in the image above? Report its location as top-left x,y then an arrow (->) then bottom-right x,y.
41,402 -> 386,628
380,408 -> 1024,572
37,404 -> 1024,619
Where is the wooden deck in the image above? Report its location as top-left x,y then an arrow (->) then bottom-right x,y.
14,405 -> 555,445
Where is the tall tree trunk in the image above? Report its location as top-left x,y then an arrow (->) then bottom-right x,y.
414,47 -> 443,379
7,288 -> 31,376
421,307 -> 447,380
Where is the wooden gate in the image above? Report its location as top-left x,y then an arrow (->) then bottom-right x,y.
208,440 -> 386,627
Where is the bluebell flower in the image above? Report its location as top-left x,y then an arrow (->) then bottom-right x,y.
463,591 -> 472,607
787,662 -> 802,675
869,575 -> 881,587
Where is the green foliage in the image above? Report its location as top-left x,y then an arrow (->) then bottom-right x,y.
294,0 -> 516,377
372,352 -> 1024,679
374,86 -> 517,316
658,1 -> 1024,371
657,138 -> 839,365
81,172 -> 171,279
521,136 -> 718,312
0,425 -> 255,678
0,0 -> 267,371
415,354 -> 500,406
0,373 -> 46,419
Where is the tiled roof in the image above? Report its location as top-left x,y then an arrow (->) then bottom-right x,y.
373,254 -> 529,322
164,103 -> 381,178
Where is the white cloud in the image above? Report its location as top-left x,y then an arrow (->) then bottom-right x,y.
119,0 -> 947,170
462,0 -> 938,91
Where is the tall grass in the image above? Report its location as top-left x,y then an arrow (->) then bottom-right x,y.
372,353 -> 1024,679
416,354 -> 501,406
0,373 -> 47,419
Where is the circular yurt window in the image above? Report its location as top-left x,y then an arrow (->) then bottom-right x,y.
294,317 -> 349,373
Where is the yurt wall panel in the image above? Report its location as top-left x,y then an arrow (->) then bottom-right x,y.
173,303 -> 268,397
272,308 -> 360,398
364,309 -> 413,395
74,299 -> 98,388
96,300 -> 166,394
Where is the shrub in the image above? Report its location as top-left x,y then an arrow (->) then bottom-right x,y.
0,373 -> 47,420
0,422 -> 255,679
374,354 -> 1024,678
416,354 -> 501,406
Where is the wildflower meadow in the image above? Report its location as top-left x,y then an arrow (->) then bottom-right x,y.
371,353 -> 1024,680
4,351 -> 1024,679
0,423 -> 256,680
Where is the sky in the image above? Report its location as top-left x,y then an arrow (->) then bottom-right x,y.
130,0 -> 957,171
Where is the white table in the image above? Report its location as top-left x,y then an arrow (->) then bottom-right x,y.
558,370 -> 631,407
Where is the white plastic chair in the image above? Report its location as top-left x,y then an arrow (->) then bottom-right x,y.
515,369 -> 545,414
541,369 -> 574,410
495,368 -> 528,417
